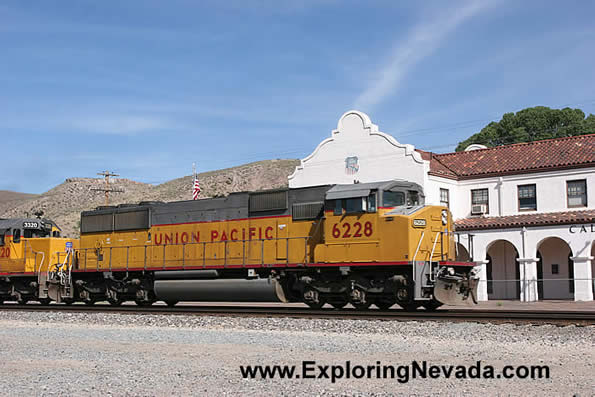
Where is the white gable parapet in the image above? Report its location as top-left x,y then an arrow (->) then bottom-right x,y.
288,110 -> 427,188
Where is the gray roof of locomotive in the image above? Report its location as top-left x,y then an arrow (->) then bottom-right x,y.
0,218 -> 57,234
80,184 -> 333,230
79,180 -> 424,232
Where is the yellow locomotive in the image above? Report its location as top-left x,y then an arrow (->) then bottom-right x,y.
0,180 -> 478,310
0,218 -> 77,304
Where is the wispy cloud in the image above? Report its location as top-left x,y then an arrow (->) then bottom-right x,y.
354,0 -> 496,110
66,115 -> 171,135
0,111 -> 177,136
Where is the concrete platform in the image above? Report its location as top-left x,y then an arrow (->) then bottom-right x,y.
444,299 -> 595,312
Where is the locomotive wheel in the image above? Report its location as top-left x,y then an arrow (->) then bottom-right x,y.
352,301 -> 372,311
329,300 -> 348,310
305,301 -> 325,309
108,298 -> 123,307
63,298 -> 74,305
165,300 -> 179,307
135,299 -> 155,307
38,298 -> 51,305
303,287 -> 325,309
422,299 -> 443,311
18,298 -> 29,305
375,299 -> 395,310
398,302 -> 420,312
85,300 -> 96,306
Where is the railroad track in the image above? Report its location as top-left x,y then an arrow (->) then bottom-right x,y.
0,302 -> 593,325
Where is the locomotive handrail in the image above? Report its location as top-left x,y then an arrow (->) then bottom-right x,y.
413,231 -> 424,261
23,241 -> 46,284
429,231 -> 441,262
75,235 -> 313,271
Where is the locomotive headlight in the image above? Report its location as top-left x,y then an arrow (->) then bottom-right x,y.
441,209 -> 448,225
448,267 -> 455,276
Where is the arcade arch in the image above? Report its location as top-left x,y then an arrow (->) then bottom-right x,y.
536,237 -> 574,300
486,240 -> 520,300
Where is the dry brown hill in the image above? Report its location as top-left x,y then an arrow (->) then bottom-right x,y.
0,159 -> 299,237
0,190 -> 38,215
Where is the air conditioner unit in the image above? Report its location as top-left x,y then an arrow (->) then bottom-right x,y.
471,204 -> 487,215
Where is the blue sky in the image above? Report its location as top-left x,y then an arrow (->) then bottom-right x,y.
2,0 -> 594,193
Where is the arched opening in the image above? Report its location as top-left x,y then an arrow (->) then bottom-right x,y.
536,237 -> 574,300
486,240 -> 520,300
455,243 -> 470,261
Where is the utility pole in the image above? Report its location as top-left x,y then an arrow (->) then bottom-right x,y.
91,171 -> 124,206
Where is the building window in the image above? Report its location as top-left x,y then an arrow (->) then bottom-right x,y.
567,180 -> 587,207
471,188 -> 489,214
551,264 -> 559,275
440,188 -> 450,208
518,184 -> 537,211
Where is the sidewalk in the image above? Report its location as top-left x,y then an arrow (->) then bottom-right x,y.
445,299 -> 595,312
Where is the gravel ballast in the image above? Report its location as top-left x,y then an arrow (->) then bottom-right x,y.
0,311 -> 592,396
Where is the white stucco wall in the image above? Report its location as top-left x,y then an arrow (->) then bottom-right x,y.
289,110 -> 428,188
428,168 -> 594,221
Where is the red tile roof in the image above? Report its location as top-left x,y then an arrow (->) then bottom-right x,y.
455,209 -> 595,231
423,134 -> 595,180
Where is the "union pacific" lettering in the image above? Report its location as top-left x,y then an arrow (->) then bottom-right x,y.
153,226 -> 274,245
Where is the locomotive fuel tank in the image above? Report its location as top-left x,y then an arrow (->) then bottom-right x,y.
154,279 -> 281,302
153,270 -> 281,302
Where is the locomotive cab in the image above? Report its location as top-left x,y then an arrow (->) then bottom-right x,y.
317,180 -> 432,263
313,180 -> 478,309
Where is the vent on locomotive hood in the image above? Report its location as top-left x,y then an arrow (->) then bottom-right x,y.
292,202 -> 324,221
81,208 -> 150,233
249,190 -> 288,212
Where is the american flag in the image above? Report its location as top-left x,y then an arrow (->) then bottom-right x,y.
192,176 -> 201,200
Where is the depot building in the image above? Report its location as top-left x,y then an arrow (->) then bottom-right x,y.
289,110 -> 595,302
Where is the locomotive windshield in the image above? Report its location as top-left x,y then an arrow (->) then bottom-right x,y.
326,180 -> 424,214
24,228 -> 50,238
383,191 -> 405,207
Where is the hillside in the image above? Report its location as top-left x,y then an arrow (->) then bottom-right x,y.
0,159 -> 300,237
0,190 -> 38,215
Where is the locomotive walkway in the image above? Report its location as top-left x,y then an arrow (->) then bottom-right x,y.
0,300 -> 593,326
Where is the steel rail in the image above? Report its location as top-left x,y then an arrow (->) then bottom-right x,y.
0,303 -> 593,326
